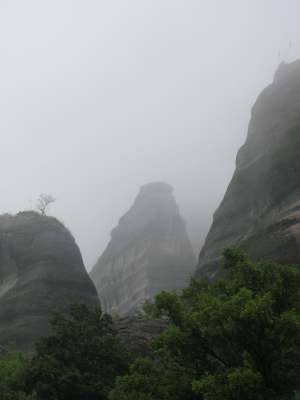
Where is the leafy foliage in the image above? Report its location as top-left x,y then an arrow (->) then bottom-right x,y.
109,357 -> 194,400
28,304 -> 130,400
0,350 -> 36,400
114,248 -> 300,400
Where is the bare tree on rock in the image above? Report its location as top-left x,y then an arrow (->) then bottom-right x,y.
37,193 -> 56,216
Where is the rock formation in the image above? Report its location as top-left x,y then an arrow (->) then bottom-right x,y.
91,182 -> 196,315
115,316 -> 168,357
197,59 -> 300,278
0,211 -> 99,351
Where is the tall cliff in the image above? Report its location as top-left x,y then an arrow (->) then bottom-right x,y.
197,59 -> 300,277
0,211 -> 99,351
91,182 -> 196,315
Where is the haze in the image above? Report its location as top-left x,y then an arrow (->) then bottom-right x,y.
1,1 -> 300,270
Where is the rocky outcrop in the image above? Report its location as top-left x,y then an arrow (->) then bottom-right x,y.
115,317 -> 168,357
197,59 -> 300,278
91,182 -> 196,315
0,211 -> 99,351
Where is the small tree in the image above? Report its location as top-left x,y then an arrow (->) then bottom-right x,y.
36,194 -> 56,216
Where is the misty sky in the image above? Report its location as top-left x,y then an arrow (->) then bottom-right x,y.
1,1 -> 300,270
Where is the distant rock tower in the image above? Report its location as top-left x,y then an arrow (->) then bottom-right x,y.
90,182 -> 196,315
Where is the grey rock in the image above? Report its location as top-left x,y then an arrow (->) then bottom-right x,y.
115,316 -> 168,357
91,182 -> 196,315
197,58 -> 300,278
0,211 -> 99,352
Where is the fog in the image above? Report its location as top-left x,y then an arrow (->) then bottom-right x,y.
0,1 -> 300,270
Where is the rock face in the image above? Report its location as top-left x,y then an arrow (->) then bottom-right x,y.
115,317 -> 168,357
91,182 -> 196,315
0,211 -> 99,351
197,59 -> 300,278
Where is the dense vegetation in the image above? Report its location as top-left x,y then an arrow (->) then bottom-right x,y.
1,248 -> 299,399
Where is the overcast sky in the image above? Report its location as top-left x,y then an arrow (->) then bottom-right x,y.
0,1 -> 300,270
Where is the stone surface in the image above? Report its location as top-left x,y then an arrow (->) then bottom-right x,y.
115,316 -> 168,357
197,59 -> 300,278
0,211 -> 99,351
91,182 -> 196,315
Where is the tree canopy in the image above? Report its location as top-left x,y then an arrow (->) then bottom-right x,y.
28,304 -> 130,400
112,248 -> 300,400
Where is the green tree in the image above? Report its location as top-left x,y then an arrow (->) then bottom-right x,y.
109,357 -> 194,400
0,350 -> 36,400
28,304 -> 130,400
112,248 -> 300,400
